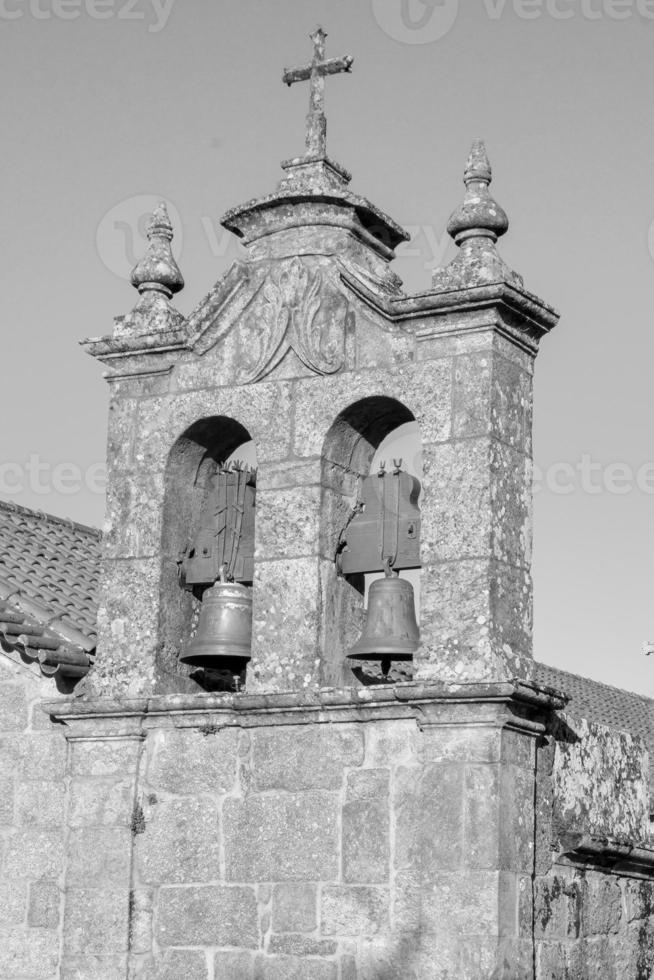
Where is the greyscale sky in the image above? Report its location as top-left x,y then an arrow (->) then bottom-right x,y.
1,0 -> 653,693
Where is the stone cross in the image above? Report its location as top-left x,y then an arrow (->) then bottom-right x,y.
282,27 -> 353,159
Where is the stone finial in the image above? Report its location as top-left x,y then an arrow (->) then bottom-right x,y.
114,202 -> 186,337
446,140 -> 508,244
130,202 -> 184,298
432,140 -> 523,292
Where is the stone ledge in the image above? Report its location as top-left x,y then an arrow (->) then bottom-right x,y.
42,678 -> 566,739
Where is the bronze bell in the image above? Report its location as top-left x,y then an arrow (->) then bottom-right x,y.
180,578 -> 252,672
348,568 -> 420,674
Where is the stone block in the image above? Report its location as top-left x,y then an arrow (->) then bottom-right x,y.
157,885 -> 258,947
251,725 -> 362,792
0,879 -> 27,923
213,951 -> 255,979
420,871 -> 498,939
0,682 -> 28,731
93,558 -> 160,697
224,792 -> 338,881
420,439 -> 491,566
394,764 -> 464,874
255,486 -> 321,560
624,878 -> 654,922
452,351 -> 492,438
136,796 -> 220,884
147,726 -> 239,796
257,458 -> 322,490
60,955 -> 127,979
28,881 -> 61,928
321,886 -> 389,936
68,778 -> 135,827
3,828 -> 64,879
146,949 -> 208,979
491,353 -> 532,453
70,738 -> 141,777
463,764 -> 499,870
342,769 -> 389,884
0,927 -> 59,978
0,731 -> 66,781
249,558 -> 321,692
106,395 -> 138,472
581,936 -> 617,978
66,828 -> 132,886
272,882 -> 317,933
103,470 -> 164,559
15,780 -> 65,825
63,887 -> 130,956
364,719 -> 418,768
129,888 -> 153,954
533,875 -> 582,941
422,725 -> 501,764
490,441 -> 532,567
581,873 -> 622,936
253,955 -> 337,980
268,936 -> 337,956
0,773 -> 14,823
499,764 -> 535,874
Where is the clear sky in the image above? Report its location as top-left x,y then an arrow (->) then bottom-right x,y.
1,0 -> 653,694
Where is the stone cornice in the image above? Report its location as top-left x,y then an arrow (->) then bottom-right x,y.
43,678 -> 567,739
340,270 -> 559,353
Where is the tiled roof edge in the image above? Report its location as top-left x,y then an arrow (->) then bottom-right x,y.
0,577 -> 96,650
0,497 -> 102,540
533,661 -> 654,708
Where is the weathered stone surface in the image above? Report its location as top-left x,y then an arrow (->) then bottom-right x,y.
253,954 -> 337,980
28,880 -> 61,928
342,768 -> 389,883
255,486 -> 321,560
146,949 -> 208,979
136,796 -> 220,884
0,731 -> 66,781
213,951 -> 255,979
0,682 -> 28,731
0,772 -> 14,823
533,875 -> 582,940
395,764 -> 464,873
581,873 -> 622,936
624,878 -> 654,921
364,719 -> 418,768
66,828 -> 132,886
321,886 -> 389,936
63,888 -> 129,956
268,935 -> 337,956
272,882 -> 317,933
463,764 -> 499,870
249,558 -> 321,692
3,828 -> 64,879
60,954 -> 127,979
551,716 -> 649,841
0,927 -> 59,977
420,871 -> 498,938
157,885 -> 258,947
68,778 -> 135,827
70,737 -> 141,777
251,725 -> 362,792
147,727 -> 239,795
15,780 -> 65,825
0,879 -> 27,923
224,793 -> 338,881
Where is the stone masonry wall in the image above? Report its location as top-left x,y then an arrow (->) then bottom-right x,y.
47,686 -> 552,980
0,655 -> 68,980
531,714 -> 654,979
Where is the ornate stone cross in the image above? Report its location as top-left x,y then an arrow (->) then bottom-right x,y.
282,27 -> 353,159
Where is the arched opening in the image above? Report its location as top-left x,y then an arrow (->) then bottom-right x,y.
159,416 -> 257,692
320,397 -> 422,686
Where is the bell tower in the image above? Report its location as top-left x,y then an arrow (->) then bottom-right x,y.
82,31 -> 557,700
